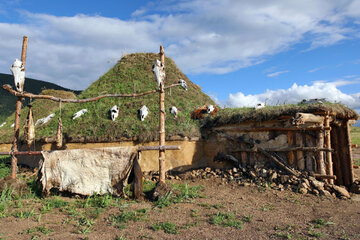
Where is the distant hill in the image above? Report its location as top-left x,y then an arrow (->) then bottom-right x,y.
0,73 -> 81,122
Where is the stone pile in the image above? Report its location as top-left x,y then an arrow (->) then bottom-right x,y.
144,166 -> 356,199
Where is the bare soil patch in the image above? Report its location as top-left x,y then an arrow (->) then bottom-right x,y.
0,176 -> 359,240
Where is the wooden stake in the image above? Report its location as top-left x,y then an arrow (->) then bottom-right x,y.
296,133 -> 305,170
332,125 -> 343,185
324,114 -> 334,184
316,127 -> 326,175
344,120 -> 354,186
159,45 -> 166,184
287,132 -> 295,166
11,36 -> 28,179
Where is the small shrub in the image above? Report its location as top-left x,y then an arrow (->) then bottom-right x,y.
152,222 -> 178,234
211,212 -> 243,229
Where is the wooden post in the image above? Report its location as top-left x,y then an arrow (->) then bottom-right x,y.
305,134 -> 314,172
287,132 -> 295,166
324,114 -> 334,184
11,36 -> 28,179
296,133 -> 305,170
344,120 -> 354,186
316,127 -> 326,175
159,45 -> 166,184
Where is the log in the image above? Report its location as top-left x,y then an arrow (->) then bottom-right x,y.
292,113 -> 324,126
324,115 -> 334,184
257,148 -> 299,176
313,174 -> 337,180
159,45 -> 166,184
344,120 -> 354,186
0,151 -> 42,156
287,131 -> 295,166
316,128 -> 326,175
138,145 -> 180,151
231,147 -> 333,152
2,83 -> 182,103
296,133 -> 305,170
214,126 -> 331,133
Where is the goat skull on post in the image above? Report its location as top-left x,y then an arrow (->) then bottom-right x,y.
178,79 -> 187,91
152,59 -> 165,89
110,105 -> 119,121
10,59 -> 25,92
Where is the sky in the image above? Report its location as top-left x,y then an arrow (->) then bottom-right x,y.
1,0 -> 360,112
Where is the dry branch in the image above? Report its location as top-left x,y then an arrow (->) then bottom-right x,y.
2,83 -> 182,103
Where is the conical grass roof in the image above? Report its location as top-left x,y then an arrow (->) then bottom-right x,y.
0,53 -> 215,143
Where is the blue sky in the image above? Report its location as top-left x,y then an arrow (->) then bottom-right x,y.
1,0 -> 360,111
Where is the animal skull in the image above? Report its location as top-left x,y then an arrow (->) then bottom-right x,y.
10,59 -> 25,92
110,105 -> 119,121
139,105 -> 149,121
72,109 -> 88,120
35,113 -> 55,126
178,79 -> 187,91
207,105 -> 215,114
152,59 -> 165,89
170,106 -> 178,119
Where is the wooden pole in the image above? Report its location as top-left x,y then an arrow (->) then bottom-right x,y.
331,126 -> 342,185
324,114 -> 334,184
344,120 -> 355,186
296,133 -> 305,170
316,127 -> 326,175
11,36 -> 28,179
305,134 -> 315,172
287,132 -> 295,166
2,83 -> 182,103
159,45 -> 166,184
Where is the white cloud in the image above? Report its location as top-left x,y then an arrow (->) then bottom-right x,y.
267,70 -> 289,77
308,67 -> 323,73
225,81 -> 360,112
0,1 -> 359,89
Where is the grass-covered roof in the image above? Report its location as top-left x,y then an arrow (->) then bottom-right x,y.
0,53 -> 215,143
202,103 -> 359,128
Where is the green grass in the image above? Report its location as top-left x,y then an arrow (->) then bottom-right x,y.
24,225 -> 53,235
0,156 -> 11,179
152,222 -> 179,234
41,197 -> 69,213
211,212 -> 243,229
108,208 -> 148,229
154,183 -> 204,208
203,102 -> 358,128
351,126 -> 360,146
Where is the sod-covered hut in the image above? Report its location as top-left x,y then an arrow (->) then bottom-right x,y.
202,103 -> 359,187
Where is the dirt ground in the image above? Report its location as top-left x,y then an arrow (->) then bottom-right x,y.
0,148 -> 359,240
0,175 -> 359,240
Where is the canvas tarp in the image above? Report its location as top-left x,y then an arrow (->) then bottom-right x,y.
39,147 -> 136,196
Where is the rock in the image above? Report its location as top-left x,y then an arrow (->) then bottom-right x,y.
332,185 -> 351,199
269,172 -> 278,182
249,171 -> 257,178
312,189 -> 319,196
303,179 -> 310,188
298,187 -> 308,194
233,167 -> 238,173
280,175 -> 290,184
243,183 -> 250,187
350,184 -> 360,194
260,169 -> 267,178
205,167 -> 211,173
311,179 -> 325,191
270,182 -> 277,188
319,189 -> 332,197
175,176 -> 180,180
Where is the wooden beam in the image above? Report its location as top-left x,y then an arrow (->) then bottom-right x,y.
214,126 -> 331,132
313,174 -> 337,180
316,127 -> 326,175
288,131 -> 295,166
292,113 -> 324,126
138,145 -> 180,151
2,83 -> 182,103
231,147 -> 333,153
